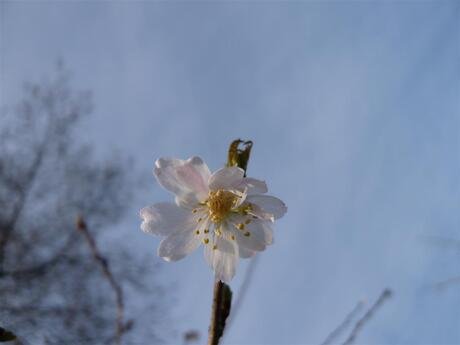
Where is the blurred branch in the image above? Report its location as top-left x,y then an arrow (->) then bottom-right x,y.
0,138 -> 48,270
223,256 -> 259,342
75,216 -> 126,345
342,289 -> 392,345
0,234 -> 77,279
320,300 -> 365,345
419,235 -> 460,253
432,275 -> 460,291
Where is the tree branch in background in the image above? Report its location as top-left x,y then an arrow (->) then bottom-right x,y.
342,289 -> 392,345
320,300 -> 365,345
222,256 -> 259,343
76,216 -> 127,345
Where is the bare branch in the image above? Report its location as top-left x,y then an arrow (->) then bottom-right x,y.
75,216 -> 126,345
342,289 -> 392,345
320,300 -> 365,345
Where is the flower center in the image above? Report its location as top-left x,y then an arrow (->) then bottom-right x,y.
206,189 -> 239,223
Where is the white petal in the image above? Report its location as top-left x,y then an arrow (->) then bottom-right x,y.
154,157 -> 210,201
140,203 -> 191,236
204,235 -> 239,283
238,178 -> 268,195
229,217 -> 267,252
239,247 -> 256,258
158,230 -> 201,262
246,195 -> 287,220
261,222 -> 274,245
247,203 -> 274,222
208,166 -> 245,191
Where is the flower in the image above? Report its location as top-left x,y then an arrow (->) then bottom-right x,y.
140,157 -> 287,282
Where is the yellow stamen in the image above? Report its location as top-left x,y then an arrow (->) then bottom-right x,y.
206,189 -> 239,223
237,223 -> 245,230
204,229 -> 209,234
231,235 -> 236,241
244,231 -> 251,237
195,230 -> 200,235
212,244 -> 218,250
203,238 -> 209,244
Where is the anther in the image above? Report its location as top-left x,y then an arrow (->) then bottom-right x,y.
203,238 -> 209,244
192,209 -> 198,214
245,219 -> 251,224
244,231 -> 251,237
212,244 -> 218,250
237,223 -> 245,230
231,235 -> 236,241
195,230 -> 200,235
204,229 -> 209,234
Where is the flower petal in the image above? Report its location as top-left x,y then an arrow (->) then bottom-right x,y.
158,230 -> 201,262
229,217 -> 267,252
239,247 -> 256,258
238,178 -> 268,195
246,195 -> 287,220
154,157 -> 210,201
204,234 -> 239,283
140,203 -> 191,236
261,222 -> 274,245
208,166 -> 245,191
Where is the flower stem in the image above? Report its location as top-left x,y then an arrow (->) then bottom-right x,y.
207,139 -> 252,345
208,280 -> 232,345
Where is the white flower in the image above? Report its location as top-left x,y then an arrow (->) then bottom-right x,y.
140,157 -> 287,283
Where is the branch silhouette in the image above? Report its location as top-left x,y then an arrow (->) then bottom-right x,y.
320,300 -> 365,345
342,289 -> 392,345
76,216 -> 127,345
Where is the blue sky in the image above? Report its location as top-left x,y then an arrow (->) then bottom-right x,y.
1,1 -> 459,344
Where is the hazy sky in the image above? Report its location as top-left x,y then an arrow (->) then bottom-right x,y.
1,1 -> 459,344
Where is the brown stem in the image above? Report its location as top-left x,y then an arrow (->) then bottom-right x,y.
208,280 -> 232,345
76,216 -> 125,345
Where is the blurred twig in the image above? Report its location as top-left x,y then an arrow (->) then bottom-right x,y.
342,289 -> 392,345
75,216 -> 126,345
320,300 -> 365,345
432,275 -> 460,291
223,256 -> 259,342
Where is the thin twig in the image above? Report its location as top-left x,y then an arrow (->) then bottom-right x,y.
433,275 -> 460,291
320,300 -> 366,345
207,281 -> 232,345
223,256 -> 259,342
76,216 -> 125,345
342,289 -> 392,345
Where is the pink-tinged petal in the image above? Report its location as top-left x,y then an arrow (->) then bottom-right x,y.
238,178 -> 268,195
208,166 -> 245,191
158,230 -> 201,262
204,235 -> 238,283
246,195 -> 287,220
239,247 -> 256,258
140,203 -> 191,236
154,157 -> 210,202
